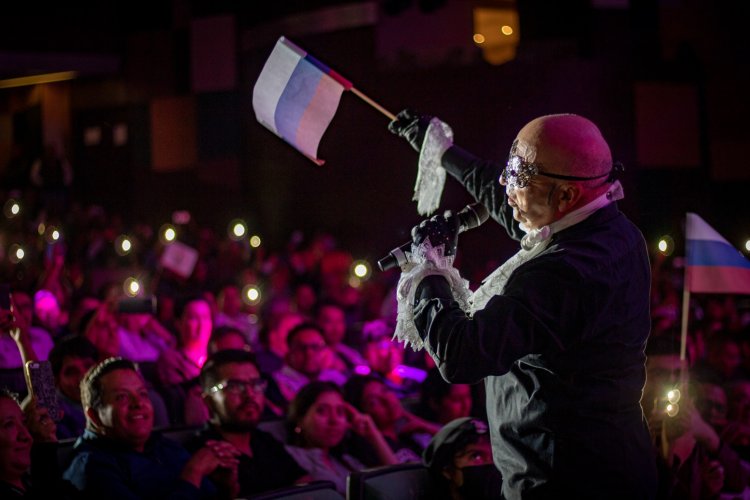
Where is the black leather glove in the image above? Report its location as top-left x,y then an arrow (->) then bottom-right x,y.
411,210 -> 461,257
388,109 -> 433,153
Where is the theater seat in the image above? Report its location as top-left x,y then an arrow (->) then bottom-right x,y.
249,480 -> 343,500
347,463 -> 429,500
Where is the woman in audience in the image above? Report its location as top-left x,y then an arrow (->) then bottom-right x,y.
344,375 -> 439,462
285,381 -> 397,494
417,368 -> 474,425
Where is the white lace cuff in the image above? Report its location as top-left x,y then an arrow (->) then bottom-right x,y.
414,118 -> 453,216
393,240 -> 471,351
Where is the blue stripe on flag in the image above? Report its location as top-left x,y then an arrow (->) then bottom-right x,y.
274,58 -> 323,146
687,239 -> 750,269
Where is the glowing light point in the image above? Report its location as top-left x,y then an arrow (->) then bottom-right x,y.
501,25 -> 513,35
657,235 -> 674,256
10,203 -> 19,215
745,239 -> 750,252
124,277 -> 141,297
249,235 -> 261,248
51,229 -> 60,241
229,219 -> 247,240
160,224 -> 177,243
354,263 -> 369,278
243,285 -> 261,304
667,388 -> 681,404
473,33 -> 485,44
10,244 -> 25,263
3,199 -> 21,218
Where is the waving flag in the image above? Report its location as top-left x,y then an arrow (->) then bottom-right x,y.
252,37 -> 352,165
685,212 -> 750,294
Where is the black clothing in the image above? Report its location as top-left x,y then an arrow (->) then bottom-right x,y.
413,146 -> 658,499
186,425 -> 306,497
0,442 -> 73,499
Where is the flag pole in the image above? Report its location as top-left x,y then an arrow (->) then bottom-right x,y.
679,287 -> 690,362
350,87 -> 396,121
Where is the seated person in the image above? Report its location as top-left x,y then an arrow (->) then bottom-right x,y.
416,368 -> 474,425
422,417 -> 501,500
156,295 -> 213,426
315,301 -> 366,373
344,375 -> 439,462
207,326 -> 251,356
48,335 -> 98,439
255,311 -> 303,375
272,323 -> 346,404
213,284 -> 259,349
285,381 -> 397,494
190,349 -> 308,496
63,357 -> 239,499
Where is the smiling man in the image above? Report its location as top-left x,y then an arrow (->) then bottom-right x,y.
64,357 -> 239,499
389,111 -> 657,499
194,349 -> 308,497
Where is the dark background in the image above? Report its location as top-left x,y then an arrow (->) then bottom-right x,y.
1,0 -> 748,280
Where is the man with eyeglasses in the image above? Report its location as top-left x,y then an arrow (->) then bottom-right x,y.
388,111 -> 657,499
193,349 -> 309,497
272,323 -> 347,404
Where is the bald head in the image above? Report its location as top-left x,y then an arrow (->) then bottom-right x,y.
513,114 -> 612,180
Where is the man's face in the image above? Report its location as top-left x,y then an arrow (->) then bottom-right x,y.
0,398 -> 32,476
57,355 -> 96,402
205,362 -> 264,430
317,305 -> 346,345
360,381 -> 400,429
696,383 -> 728,430
220,286 -> 242,316
179,300 -> 213,348
287,328 -> 327,377
91,369 -> 154,451
499,138 -> 561,231
364,339 -> 403,376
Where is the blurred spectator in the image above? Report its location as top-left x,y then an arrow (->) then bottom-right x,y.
417,368 -> 474,425
207,326 -> 251,356
191,350 -> 308,496
344,375 -> 439,462
693,333 -> 743,384
64,358 -> 237,498
316,301 -> 366,374
213,283 -> 258,348
422,417 -> 500,500
285,381 -> 397,494
32,289 -> 67,339
361,319 -> 425,399
273,323 -> 346,404
255,311 -> 303,375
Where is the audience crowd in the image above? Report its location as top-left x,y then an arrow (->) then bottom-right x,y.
1,185 -> 750,499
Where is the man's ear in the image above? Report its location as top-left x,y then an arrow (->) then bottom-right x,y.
85,406 -> 104,430
201,391 -> 219,416
556,183 -> 582,213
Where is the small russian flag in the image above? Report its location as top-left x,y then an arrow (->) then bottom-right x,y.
685,212 -> 750,294
252,37 -> 352,165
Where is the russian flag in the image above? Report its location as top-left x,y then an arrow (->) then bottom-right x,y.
252,37 -> 352,165
685,212 -> 750,294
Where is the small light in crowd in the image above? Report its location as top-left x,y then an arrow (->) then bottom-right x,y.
249,235 -> 262,248
4,199 -> 20,218
160,224 -> 177,243
51,229 -> 60,241
37,223 -> 45,236
657,235 -> 674,256
667,388 -> 681,404
501,25 -> 513,35
349,276 -> 362,288
666,403 -> 679,418
353,260 -> 370,280
229,219 -> 247,240
115,235 -> 132,256
745,239 -> 750,252
9,244 -> 24,263
473,33 -> 486,44
45,226 -> 61,244
242,285 -> 261,304
124,277 -> 141,297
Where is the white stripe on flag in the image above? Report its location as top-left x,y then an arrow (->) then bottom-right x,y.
252,37 -> 303,135
686,212 -> 729,243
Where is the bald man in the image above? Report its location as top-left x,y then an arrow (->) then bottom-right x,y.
388,111 -> 657,499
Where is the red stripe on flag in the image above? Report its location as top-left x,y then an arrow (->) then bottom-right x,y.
686,265 -> 750,294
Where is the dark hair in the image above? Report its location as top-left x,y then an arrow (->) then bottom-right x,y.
49,335 -> 98,377
315,299 -> 343,319
287,381 -> 343,446
208,325 -> 247,352
286,322 -> 325,348
174,294 -> 208,319
80,357 -> 138,412
343,375 -> 383,411
0,388 -> 20,404
199,349 -> 259,391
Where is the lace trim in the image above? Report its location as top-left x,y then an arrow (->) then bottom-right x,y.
414,118 -> 453,216
393,239 -> 471,351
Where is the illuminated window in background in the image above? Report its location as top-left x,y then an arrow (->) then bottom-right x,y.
473,6 -> 520,65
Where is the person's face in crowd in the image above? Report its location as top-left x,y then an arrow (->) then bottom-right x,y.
298,390 -> 348,451
219,286 -> 243,317
0,397 -> 33,480
317,305 -> 346,346
10,292 -> 33,328
709,341 -> 741,379
442,435 -> 495,489
88,369 -> 154,452
34,291 -> 62,331
364,338 -> 403,376
119,312 -> 150,332
209,331 -> 249,355
434,385 -> 473,424
643,353 -> 685,413
179,299 -> 213,349
294,284 -> 317,315
57,355 -> 96,402
287,328 -> 328,378
360,380 -> 400,429
695,383 -> 728,430
204,362 -> 265,430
